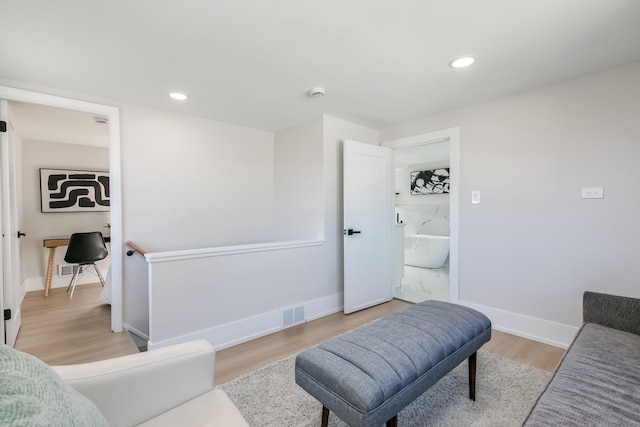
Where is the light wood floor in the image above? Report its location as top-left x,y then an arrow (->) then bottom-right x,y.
14,285 -> 565,383
215,299 -> 565,384
14,283 -> 135,365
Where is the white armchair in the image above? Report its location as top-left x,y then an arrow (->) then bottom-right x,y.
52,340 -> 248,427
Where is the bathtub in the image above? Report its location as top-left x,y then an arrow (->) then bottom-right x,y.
404,234 -> 450,269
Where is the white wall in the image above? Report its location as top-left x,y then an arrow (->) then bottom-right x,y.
121,105 -> 276,250
274,116 -> 323,240
119,105 -> 276,335
146,114 -> 380,349
21,139 -> 110,290
380,60 -> 640,345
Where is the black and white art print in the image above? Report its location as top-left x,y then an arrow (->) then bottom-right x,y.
410,168 -> 450,195
40,168 -> 110,213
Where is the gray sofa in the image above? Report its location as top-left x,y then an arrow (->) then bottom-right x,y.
523,291 -> 640,426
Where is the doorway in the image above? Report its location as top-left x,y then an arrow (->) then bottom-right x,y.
0,85 -> 123,340
382,127 -> 460,304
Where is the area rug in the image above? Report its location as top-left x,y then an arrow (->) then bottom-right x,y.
219,350 -> 551,426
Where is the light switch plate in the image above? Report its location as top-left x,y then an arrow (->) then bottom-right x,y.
581,187 -> 604,199
471,191 -> 480,204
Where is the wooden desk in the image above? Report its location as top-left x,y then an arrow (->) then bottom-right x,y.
43,236 -> 110,297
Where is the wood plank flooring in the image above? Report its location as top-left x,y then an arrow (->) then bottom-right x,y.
14,283 -> 135,365
14,284 -> 565,384
215,299 -> 565,384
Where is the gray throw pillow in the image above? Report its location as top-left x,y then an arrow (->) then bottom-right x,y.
0,344 -> 108,426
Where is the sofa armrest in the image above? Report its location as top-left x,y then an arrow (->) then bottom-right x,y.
583,291 -> 640,336
52,340 -> 215,427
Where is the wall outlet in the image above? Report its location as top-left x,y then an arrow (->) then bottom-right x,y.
581,187 -> 604,199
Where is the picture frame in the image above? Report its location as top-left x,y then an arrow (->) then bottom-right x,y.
39,168 -> 110,213
410,168 -> 450,195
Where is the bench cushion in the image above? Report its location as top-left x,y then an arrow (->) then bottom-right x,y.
295,300 -> 492,426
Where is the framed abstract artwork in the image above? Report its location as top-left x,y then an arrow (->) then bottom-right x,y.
40,168 -> 110,213
410,168 -> 450,195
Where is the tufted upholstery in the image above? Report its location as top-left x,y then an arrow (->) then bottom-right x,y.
295,301 -> 491,427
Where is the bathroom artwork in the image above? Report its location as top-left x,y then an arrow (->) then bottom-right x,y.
40,168 -> 110,213
410,168 -> 450,195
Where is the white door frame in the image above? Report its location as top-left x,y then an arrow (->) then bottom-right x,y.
381,127 -> 460,303
1,100 -> 23,345
0,85 -> 123,331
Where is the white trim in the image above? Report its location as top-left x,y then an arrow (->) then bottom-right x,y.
304,292 -> 344,321
147,291 -> 343,351
448,128 -> 460,303
459,300 -> 577,349
122,323 -> 150,341
0,85 -> 123,332
145,239 -> 324,263
382,128 -> 454,150
381,127 -> 460,302
23,270 -> 110,292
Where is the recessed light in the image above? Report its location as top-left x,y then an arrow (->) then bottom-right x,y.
169,92 -> 188,101
449,56 -> 477,69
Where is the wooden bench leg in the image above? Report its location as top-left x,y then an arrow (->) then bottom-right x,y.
321,406 -> 329,427
468,351 -> 477,401
386,415 -> 398,427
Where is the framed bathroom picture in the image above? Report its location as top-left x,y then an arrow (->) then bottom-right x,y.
40,168 -> 110,212
410,168 -> 450,195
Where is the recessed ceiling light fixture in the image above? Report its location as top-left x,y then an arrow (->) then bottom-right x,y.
308,87 -> 326,98
169,92 -> 188,101
449,56 -> 477,69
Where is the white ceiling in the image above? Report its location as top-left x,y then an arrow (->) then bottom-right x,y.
9,102 -> 109,147
395,141 -> 450,169
1,1 -> 640,133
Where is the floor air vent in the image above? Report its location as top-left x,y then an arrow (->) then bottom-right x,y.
282,305 -> 305,328
58,264 -> 84,278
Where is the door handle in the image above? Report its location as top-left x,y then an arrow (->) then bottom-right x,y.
344,229 -> 361,236
17,231 -> 26,238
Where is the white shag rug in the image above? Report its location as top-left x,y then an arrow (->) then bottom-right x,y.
219,350 -> 551,427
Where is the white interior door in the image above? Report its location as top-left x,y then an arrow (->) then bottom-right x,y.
343,140 -> 394,314
1,100 -> 22,346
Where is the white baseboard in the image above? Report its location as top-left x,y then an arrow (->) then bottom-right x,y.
146,294 -> 578,353
24,270 -> 109,292
123,323 -> 149,341
305,292 -> 344,321
458,300 -> 578,349
24,277 -> 44,292
148,292 -> 344,351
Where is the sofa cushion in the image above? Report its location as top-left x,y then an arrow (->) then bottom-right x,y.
523,323 -> 640,426
138,389 -> 249,426
0,344 -> 107,427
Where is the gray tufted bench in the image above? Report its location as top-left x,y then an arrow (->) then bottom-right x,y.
295,300 -> 492,427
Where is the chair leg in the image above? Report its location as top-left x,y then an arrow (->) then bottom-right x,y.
67,269 -> 80,299
93,263 -> 106,287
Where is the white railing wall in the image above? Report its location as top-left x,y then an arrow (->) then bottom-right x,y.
144,239 -> 342,350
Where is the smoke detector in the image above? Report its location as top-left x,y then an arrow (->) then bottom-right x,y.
308,87 -> 326,98
93,116 -> 109,124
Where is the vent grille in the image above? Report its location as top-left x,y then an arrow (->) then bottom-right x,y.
281,305 -> 305,328
58,264 -> 84,277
